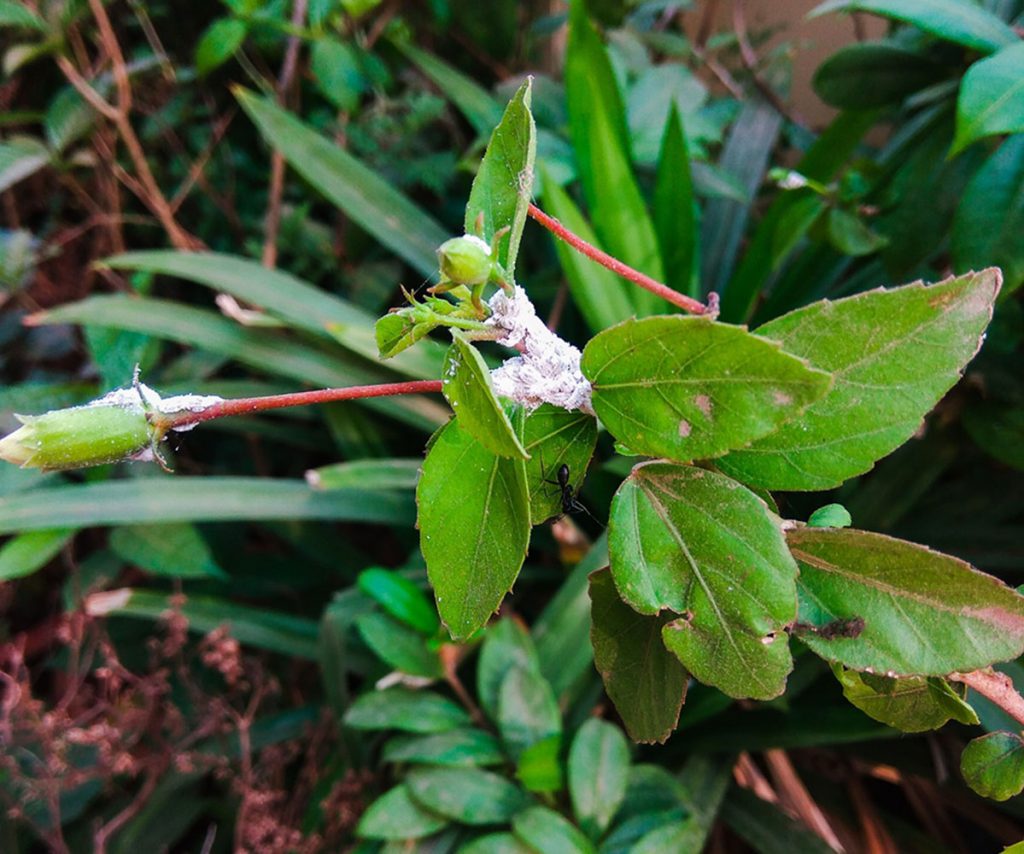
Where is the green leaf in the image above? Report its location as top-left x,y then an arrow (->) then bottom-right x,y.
357,784 -> 448,840
236,89 -> 448,278
443,334 -> 527,459
718,270 -> 1000,490
953,43 -> 1024,155
566,0 -> 663,314
654,106 -> 699,299
0,2 -> 47,30
85,589 -> 319,658
609,463 -> 797,700
521,404 -> 598,523
35,295 -> 447,430
308,458 -> 421,492
497,664 -> 561,760
700,101 -> 782,295
807,504 -> 852,529
357,567 -> 439,635
464,79 -> 535,279
789,527 -> 1024,675
632,820 -> 705,854
515,734 -> 563,794
396,42 -> 503,136
953,136 -> 1024,296
406,767 -> 531,825
0,136 -> 50,194
961,732 -> 1024,801
108,523 -> 227,579
826,208 -> 888,257
0,477 -> 412,534
356,612 -> 442,677
538,167 -> 637,332
345,688 -> 472,733
567,718 -> 629,836
0,528 -> 73,581
459,834 -> 533,854
722,109 -> 879,322
810,0 -> 1017,53
310,37 -> 367,112
382,729 -> 505,767
964,401 -> 1024,471
418,418 -> 531,639
102,250 -> 445,380
582,317 -> 831,463
195,18 -> 247,76
589,568 -> 689,744
833,665 -> 978,732
478,617 -> 542,721
512,806 -> 597,854
812,42 -> 948,109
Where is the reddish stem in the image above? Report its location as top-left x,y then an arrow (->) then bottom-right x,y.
162,380 -> 443,430
952,669 -> 1024,728
527,203 -> 716,316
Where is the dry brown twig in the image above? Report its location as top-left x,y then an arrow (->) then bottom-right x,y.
262,0 -> 309,269
54,0 -> 202,251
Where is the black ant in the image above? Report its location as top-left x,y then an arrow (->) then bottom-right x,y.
544,462 -> 598,523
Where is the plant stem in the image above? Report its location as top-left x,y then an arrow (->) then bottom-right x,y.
161,380 -> 443,430
527,203 -> 716,316
951,669 -> 1024,728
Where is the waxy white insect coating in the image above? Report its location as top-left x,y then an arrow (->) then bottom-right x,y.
486,286 -> 593,414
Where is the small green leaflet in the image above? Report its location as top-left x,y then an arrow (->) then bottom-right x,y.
961,732 -> 1024,801
442,331 -> 527,459
464,79 -> 536,280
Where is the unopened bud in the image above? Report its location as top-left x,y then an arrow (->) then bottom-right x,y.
0,380 -> 224,471
437,235 -> 493,286
0,401 -> 153,471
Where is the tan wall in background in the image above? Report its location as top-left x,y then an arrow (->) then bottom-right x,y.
690,0 -> 886,127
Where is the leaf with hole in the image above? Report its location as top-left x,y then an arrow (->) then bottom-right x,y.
583,317 -> 831,463
609,462 -> 797,700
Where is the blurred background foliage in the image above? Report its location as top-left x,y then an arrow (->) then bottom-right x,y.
0,0 -> 1023,851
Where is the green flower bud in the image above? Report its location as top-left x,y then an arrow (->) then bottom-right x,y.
437,234 -> 492,286
0,401 -> 155,471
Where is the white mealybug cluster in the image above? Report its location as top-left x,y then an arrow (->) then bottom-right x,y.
94,383 -> 224,433
486,286 -> 593,414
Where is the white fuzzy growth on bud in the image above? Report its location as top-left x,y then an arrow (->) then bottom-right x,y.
93,384 -> 224,433
486,286 -> 593,414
